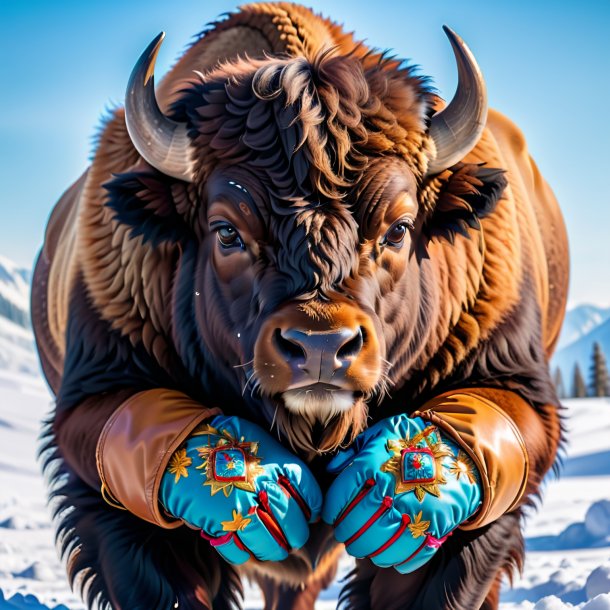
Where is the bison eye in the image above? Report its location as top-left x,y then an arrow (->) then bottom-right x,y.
381,219 -> 413,249
216,224 -> 244,250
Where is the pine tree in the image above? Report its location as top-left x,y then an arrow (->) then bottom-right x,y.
553,367 -> 566,399
589,342 -> 610,397
572,363 -> 587,398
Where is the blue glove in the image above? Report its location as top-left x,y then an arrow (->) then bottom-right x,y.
323,414 -> 482,573
160,415 -> 323,565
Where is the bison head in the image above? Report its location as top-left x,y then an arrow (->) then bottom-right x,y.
106,29 -> 506,456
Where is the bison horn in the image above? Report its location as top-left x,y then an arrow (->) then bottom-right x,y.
425,26 -> 488,177
125,32 -> 195,182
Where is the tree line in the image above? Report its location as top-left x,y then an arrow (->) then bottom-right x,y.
554,342 -> 610,399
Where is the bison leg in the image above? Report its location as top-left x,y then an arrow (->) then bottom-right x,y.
338,512 -> 522,610
46,455 -> 242,610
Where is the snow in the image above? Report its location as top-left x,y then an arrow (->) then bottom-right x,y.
556,306 -> 610,352
497,398 -> 610,610
552,304 -> 610,384
0,255 -> 31,317
0,256 -> 40,380
553,319 -> 610,384
521,596 -> 610,610
0,373 -> 84,610
0,317 -> 41,380
585,503 -> 610,539
0,374 -> 609,609
586,567 -> 610,600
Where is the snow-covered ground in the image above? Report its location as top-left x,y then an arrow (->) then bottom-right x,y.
499,398 -> 610,610
0,370 -> 82,610
1,369 -> 609,609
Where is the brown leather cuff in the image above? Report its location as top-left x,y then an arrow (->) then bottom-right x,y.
413,390 -> 529,530
96,388 -> 221,528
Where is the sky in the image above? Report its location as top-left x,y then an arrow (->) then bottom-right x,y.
1,0 -> 609,307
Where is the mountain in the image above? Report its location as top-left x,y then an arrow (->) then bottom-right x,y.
0,254 -> 31,330
0,255 -> 40,379
553,316 -> 610,392
555,305 -> 610,352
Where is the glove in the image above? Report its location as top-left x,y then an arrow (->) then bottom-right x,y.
160,415 -> 323,564
322,414 -> 482,573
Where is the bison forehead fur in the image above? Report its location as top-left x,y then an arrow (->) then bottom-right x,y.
31,3 -> 569,610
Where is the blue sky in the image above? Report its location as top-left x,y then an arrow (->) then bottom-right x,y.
1,0 -> 609,306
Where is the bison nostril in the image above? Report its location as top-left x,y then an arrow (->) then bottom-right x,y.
337,326 -> 365,360
274,328 -> 307,362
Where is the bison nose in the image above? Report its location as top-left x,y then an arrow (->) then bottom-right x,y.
273,326 -> 364,382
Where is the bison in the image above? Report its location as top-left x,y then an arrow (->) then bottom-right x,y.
31,3 -> 569,609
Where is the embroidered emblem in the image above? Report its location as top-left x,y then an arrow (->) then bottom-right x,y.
381,425 -> 453,501
167,448 -> 192,483
221,509 -> 252,532
407,511 -> 431,539
448,450 -> 477,484
193,423 -> 265,497
213,448 -> 247,482
401,447 -> 436,484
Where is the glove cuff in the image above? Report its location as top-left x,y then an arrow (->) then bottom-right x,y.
96,388 -> 221,528
413,390 -> 529,530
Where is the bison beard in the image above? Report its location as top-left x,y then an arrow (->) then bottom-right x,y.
31,3 -> 568,610
274,395 -> 369,455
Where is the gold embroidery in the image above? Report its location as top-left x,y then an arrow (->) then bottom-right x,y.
167,448 -> 192,483
448,450 -> 477,484
408,511 -> 430,539
195,425 -> 265,497
221,509 -> 252,532
381,425 -> 453,501
191,423 -> 222,437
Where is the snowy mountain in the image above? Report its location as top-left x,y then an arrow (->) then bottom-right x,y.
556,305 -> 610,352
0,254 -> 32,330
553,317 -> 610,387
0,254 -> 40,379
553,305 -> 610,387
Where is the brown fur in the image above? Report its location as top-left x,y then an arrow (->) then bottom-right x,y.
32,3 -> 568,609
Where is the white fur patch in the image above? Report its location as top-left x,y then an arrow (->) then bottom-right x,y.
282,389 -> 354,423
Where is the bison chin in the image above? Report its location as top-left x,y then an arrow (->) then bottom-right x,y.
273,394 -> 369,457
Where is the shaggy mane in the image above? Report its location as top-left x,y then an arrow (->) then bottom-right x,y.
173,50 -> 433,213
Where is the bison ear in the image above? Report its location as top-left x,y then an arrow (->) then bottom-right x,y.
425,163 -> 507,243
104,169 -> 196,246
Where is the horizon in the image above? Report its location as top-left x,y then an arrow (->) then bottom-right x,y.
1,0 -> 609,308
